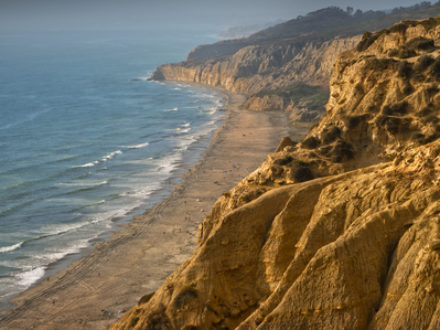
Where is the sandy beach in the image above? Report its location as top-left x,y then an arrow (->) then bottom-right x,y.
0,88 -> 309,330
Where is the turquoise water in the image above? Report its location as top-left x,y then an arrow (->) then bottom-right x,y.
0,29 -> 223,304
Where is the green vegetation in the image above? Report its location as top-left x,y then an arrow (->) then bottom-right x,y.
389,37 -> 436,59
292,162 -> 314,182
419,16 -> 440,30
388,16 -> 440,33
322,126 -> 341,144
130,317 -> 140,328
138,292 -> 154,304
432,56 -> 440,80
331,141 -> 354,162
345,114 -> 370,129
382,102 -> 409,116
416,54 -> 435,71
173,288 -> 198,308
397,61 -> 412,78
188,2 -> 440,62
388,47 -> 416,59
255,83 -> 329,112
301,136 -> 321,149
406,37 -> 435,51
357,32 -> 378,51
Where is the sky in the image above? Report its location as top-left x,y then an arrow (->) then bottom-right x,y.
0,0 -> 435,31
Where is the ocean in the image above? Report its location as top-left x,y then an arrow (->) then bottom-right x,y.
0,29 -> 223,306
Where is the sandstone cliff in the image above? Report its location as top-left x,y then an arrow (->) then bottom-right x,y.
151,4 -> 440,122
113,17 -> 440,329
151,36 -> 361,95
151,36 -> 358,122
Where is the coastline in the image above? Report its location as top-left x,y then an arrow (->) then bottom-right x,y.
0,85 -> 309,329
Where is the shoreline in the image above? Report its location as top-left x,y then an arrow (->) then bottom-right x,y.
0,82 -> 226,312
0,85 -> 308,329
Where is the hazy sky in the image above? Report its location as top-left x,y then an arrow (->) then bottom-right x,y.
0,0 -> 435,31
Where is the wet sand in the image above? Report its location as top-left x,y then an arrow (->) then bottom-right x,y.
0,88 -> 309,329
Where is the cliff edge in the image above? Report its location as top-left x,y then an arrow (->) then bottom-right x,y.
150,4 -> 440,122
113,18 -> 440,329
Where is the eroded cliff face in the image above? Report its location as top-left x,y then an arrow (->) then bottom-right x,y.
241,87 -> 329,122
114,18 -> 440,329
151,36 -> 361,95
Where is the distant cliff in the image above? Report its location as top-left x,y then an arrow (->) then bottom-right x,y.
151,33 -> 358,122
152,36 -> 360,94
152,4 -> 440,122
114,17 -> 440,329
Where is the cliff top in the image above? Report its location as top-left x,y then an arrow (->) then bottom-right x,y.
187,2 -> 440,63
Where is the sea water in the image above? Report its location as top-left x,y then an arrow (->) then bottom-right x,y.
0,29 -> 223,306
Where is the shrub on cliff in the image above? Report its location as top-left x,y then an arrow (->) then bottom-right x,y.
397,61 -> 412,78
416,54 -> 435,71
405,36 -> 435,51
330,140 -> 354,162
356,32 -> 378,51
291,161 -> 314,182
431,56 -> 440,80
322,126 -> 341,144
301,136 -> 321,149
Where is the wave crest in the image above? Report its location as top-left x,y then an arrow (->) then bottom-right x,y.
0,242 -> 24,254
125,142 -> 150,149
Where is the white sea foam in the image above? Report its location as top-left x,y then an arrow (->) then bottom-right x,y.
57,180 -> 109,196
165,107 -> 179,112
45,223 -> 84,236
0,241 -> 24,254
13,237 -> 92,289
131,70 -> 152,82
77,150 -> 122,168
16,266 -> 46,288
175,127 -> 191,134
156,152 -> 182,175
132,76 -> 149,82
41,239 -> 91,263
125,141 -> 150,149
59,180 -> 108,187
102,150 -> 122,161
38,219 -> 99,239
1,81 -> 226,302
79,160 -> 99,168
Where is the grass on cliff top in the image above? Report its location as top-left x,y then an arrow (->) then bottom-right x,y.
256,83 -> 329,111
188,2 -> 440,62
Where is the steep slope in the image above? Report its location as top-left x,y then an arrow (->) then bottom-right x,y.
151,35 -> 358,122
152,35 -> 360,94
151,4 -> 440,123
185,3 -> 440,63
113,18 -> 440,329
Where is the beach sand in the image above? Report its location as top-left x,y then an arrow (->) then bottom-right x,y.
0,89 -> 309,329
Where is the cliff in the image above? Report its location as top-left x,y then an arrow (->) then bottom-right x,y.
151,36 -> 361,95
150,34 -> 359,122
113,17 -> 440,329
151,4 -> 440,122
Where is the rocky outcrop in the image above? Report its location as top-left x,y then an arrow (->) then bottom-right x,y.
241,84 -> 329,122
241,94 -> 288,112
114,18 -> 440,329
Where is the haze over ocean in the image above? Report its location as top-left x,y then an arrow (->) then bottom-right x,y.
0,28 -> 224,305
